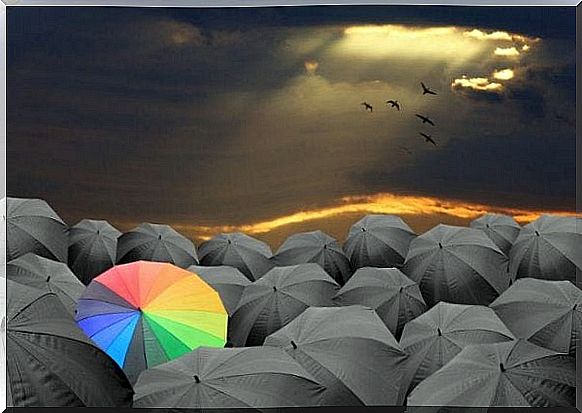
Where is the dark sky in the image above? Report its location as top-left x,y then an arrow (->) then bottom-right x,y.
7,6 -> 577,247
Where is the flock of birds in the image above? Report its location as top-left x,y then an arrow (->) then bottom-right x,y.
361,81 -> 440,150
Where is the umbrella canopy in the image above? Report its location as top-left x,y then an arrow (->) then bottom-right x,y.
490,278 -> 581,356
470,213 -> 521,256
117,223 -> 198,268
402,224 -> 510,306
4,197 -> 68,263
273,230 -> 352,285
75,261 -> 228,383
333,267 -> 426,339
509,215 -> 582,284
344,214 -> 417,270
68,219 -> 121,285
198,232 -> 273,281
6,279 -> 133,407
187,265 -> 251,316
133,346 -> 325,408
407,340 -> 576,408
264,305 -> 408,406
399,302 -> 515,397
6,253 -> 85,316
229,263 -> 339,347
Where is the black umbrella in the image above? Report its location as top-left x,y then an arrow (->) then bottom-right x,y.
402,224 -> 510,306
6,279 -> 133,407
333,267 -> 426,339
264,305 -> 408,406
229,263 -> 339,346
6,253 -> 85,316
398,302 -> 515,398
117,223 -> 198,268
407,340 -> 576,408
490,277 -> 581,356
3,197 -> 68,263
187,265 -> 251,316
344,214 -> 417,270
470,213 -> 521,256
133,346 -> 325,408
68,219 -> 121,284
509,215 -> 581,284
198,232 -> 273,281
273,230 -> 352,285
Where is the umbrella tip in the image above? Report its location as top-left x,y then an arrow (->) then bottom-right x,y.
574,303 -> 578,311
438,242 -> 443,249
534,230 -> 540,237
437,327 -> 442,336
46,276 -> 51,282
158,234 -> 162,240
291,340 -> 298,349
227,239 -> 232,244
361,227 -> 367,232
273,286 -> 277,292
194,375 -> 201,383
500,363 -> 506,373
485,224 -> 490,228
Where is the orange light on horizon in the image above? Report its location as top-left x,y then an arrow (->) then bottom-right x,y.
160,193 -> 579,241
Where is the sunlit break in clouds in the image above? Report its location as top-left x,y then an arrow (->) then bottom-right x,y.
493,68 -> 515,80
304,60 -> 319,75
494,46 -> 520,56
452,76 -> 503,92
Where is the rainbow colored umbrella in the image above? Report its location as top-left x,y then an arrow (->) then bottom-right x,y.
75,261 -> 228,383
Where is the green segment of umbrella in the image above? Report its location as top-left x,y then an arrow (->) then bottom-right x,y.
68,219 -> 121,285
133,346 -> 325,408
198,232 -> 274,281
407,340 -> 576,408
509,215 -> 582,284
6,253 -> 85,316
402,224 -> 510,306
399,302 -> 515,398
470,213 -> 521,256
273,230 -> 353,285
264,305 -> 408,406
117,223 -> 198,269
490,277 -> 582,356
3,197 -> 68,263
333,267 -> 426,339
344,214 -> 417,270
229,263 -> 339,346
6,279 -> 133,407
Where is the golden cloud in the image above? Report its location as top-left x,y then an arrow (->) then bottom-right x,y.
494,47 -> 520,56
166,193 -> 578,240
452,76 -> 503,92
464,29 -> 513,41
493,68 -> 515,80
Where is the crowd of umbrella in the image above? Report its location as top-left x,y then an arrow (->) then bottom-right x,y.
1,196 -> 581,409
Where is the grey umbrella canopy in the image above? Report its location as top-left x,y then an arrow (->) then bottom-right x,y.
407,340 -> 576,408
198,232 -> 273,281
509,215 -> 581,284
402,224 -> 510,307
344,214 -> 417,270
229,263 -> 339,346
333,267 -> 426,339
273,230 -> 352,285
187,265 -> 251,316
399,302 -> 515,397
133,346 -> 325,408
6,279 -> 133,407
117,223 -> 198,268
490,277 -> 581,356
264,305 -> 408,406
6,253 -> 85,316
4,197 -> 68,263
470,213 -> 521,256
68,219 -> 121,284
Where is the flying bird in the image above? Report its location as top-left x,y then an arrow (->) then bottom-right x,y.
416,114 -> 435,126
421,82 -> 437,95
419,132 -> 437,146
386,100 -> 401,111
361,102 -> 373,112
